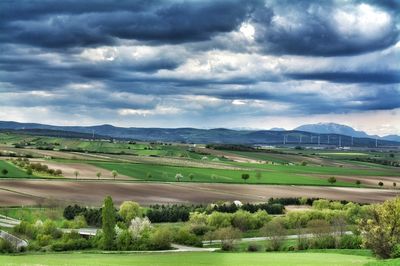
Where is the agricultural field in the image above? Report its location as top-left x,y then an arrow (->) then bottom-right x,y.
0,160 -> 36,178
1,133 -> 400,265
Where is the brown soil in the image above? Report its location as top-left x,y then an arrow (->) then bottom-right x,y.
0,180 -> 398,207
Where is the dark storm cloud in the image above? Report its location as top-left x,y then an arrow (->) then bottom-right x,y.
0,0 -> 399,125
286,72 -> 400,84
0,0 -> 262,49
251,0 -> 399,56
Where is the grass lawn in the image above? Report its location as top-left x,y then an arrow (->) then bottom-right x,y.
90,161 -> 357,187
365,258 -> 400,265
0,252 -> 375,266
0,160 -> 34,178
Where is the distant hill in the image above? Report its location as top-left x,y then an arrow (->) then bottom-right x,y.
0,121 -> 399,147
295,123 -> 371,138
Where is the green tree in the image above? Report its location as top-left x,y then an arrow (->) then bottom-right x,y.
1,169 -> 8,176
328,176 -> 337,184
102,195 -> 116,250
119,201 -> 141,223
359,197 -> 400,258
241,173 -> 250,183
111,170 -> 118,180
356,180 -> 361,186
189,173 -> 194,181
96,172 -> 102,180
378,181 -> 384,188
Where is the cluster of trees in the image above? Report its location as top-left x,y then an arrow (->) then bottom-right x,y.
63,204 -> 103,227
352,157 -> 399,167
212,202 -> 285,215
205,144 -> 256,151
146,204 -> 206,223
10,158 -> 62,176
189,209 -> 271,233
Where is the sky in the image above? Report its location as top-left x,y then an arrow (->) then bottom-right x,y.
0,0 -> 399,136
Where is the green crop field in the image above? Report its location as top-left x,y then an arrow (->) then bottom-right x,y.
228,161 -> 400,177
0,160 -> 35,178
0,252 -> 374,266
91,161 -> 357,186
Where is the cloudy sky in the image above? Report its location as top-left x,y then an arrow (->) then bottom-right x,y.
0,0 -> 399,135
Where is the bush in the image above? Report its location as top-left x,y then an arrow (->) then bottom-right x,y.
37,234 -> 52,246
0,239 -> 15,253
149,227 -> 173,250
173,227 -> 202,247
214,227 -> 241,251
51,231 -> 91,251
207,212 -> 232,228
116,230 -> 133,251
231,210 -> 255,231
42,220 -> 62,239
190,224 -> 210,236
359,197 -> 400,258
339,234 -> 362,249
247,243 -> 260,252
262,220 -> 285,251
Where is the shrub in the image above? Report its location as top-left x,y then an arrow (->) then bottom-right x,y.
253,210 -> 271,228
309,235 -> 336,249
359,197 -> 400,258
262,220 -> 285,251
190,224 -> 210,236
129,217 -> 152,239
247,243 -> 260,252
207,212 -> 232,228
231,210 -> 255,231
312,199 -> 330,210
0,239 -> 15,253
173,227 -> 202,247
116,230 -> 132,251
149,227 -> 173,250
214,227 -> 241,251
37,234 -> 52,246
42,220 -> 62,239
339,234 -> 362,249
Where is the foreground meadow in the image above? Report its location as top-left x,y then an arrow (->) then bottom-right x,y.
0,252 -> 374,266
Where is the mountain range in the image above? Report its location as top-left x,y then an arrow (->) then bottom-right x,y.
294,123 -> 400,142
0,121 -> 399,146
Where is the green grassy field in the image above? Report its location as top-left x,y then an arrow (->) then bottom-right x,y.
0,207 -> 64,224
0,160 -> 34,178
365,259 -> 400,266
0,252 -> 375,266
90,161 -> 357,186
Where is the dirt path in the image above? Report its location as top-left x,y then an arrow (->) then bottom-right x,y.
0,180 -> 398,207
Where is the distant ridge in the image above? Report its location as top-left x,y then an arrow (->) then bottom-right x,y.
0,121 -> 399,147
294,122 -> 400,142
